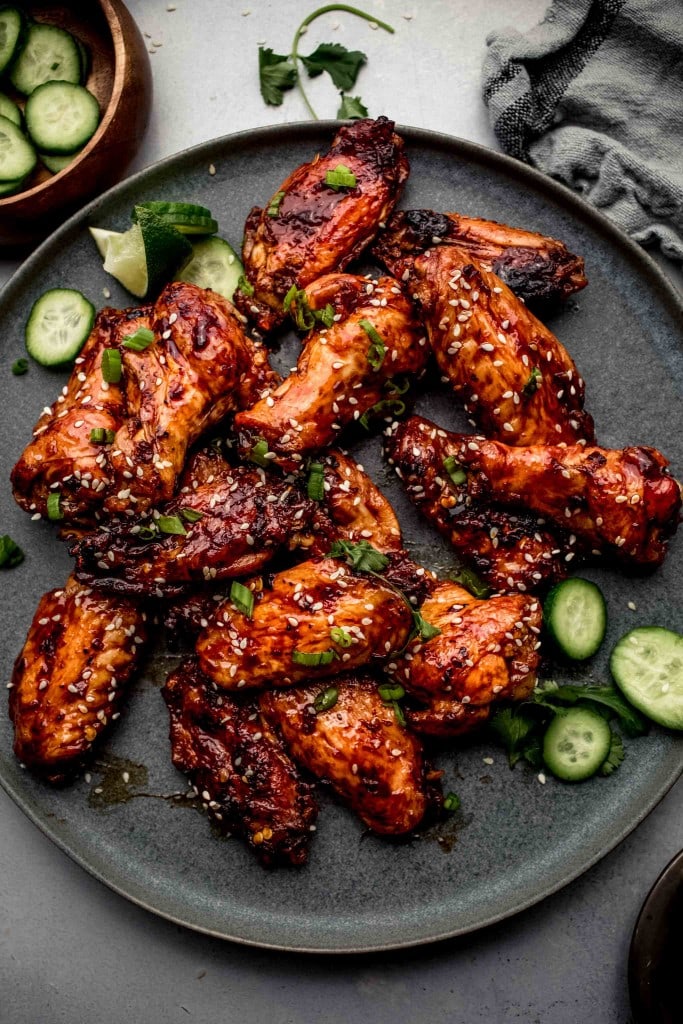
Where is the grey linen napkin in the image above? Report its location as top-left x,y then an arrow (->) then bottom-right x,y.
482,0 -> 683,260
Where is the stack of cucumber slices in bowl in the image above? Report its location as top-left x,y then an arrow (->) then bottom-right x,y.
0,7 -> 100,196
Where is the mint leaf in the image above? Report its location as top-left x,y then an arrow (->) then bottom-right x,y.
337,93 -> 369,119
301,43 -> 366,91
259,47 -> 297,106
600,731 -> 625,776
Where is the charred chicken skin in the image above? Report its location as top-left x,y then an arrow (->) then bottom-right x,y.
71,447 -> 317,596
11,282 -> 274,525
373,209 -> 587,304
390,246 -> 593,446
234,273 -> 427,472
234,116 -> 409,333
386,415 -> 571,593
196,557 -> 413,691
9,575 -> 147,781
163,658 -> 318,866
260,671 -> 441,835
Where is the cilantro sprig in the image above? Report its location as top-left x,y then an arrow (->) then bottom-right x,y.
258,5 -> 394,119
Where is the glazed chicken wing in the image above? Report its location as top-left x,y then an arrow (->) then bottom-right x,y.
234,116 -> 408,333
260,671 -> 442,835
234,273 -> 427,471
452,435 -> 681,567
196,556 -> 413,691
386,415 -> 571,593
163,658 -> 318,866
373,209 -> 587,304
388,582 -> 541,738
393,246 -> 593,445
71,448 -> 317,596
9,575 -> 147,781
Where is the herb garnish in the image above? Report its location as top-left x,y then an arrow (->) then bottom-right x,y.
292,648 -> 337,667
230,580 -> 254,619
46,492 -> 62,521
11,358 -> 28,376
523,367 -> 542,396
0,534 -> 24,568
307,462 -> 325,501
257,5 -> 394,119
101,348 -> 122,384
237,274 -> 254,297
442,455 -> 467,487
330,626 -> 353,647
325,164 -> 357,190
359,318 -> 386,370
122,327 -> 155,352
249,439 -> 272,468
283,285 -> 335,332
157,515 -> 187,536
449,565 -> 490,599
443,792 -> 461,813
266,191 -> 286,218
89,427 -> 116,445
313,685 -> 339,712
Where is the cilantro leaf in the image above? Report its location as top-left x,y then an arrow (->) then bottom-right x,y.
338,93 -> 369,119
301,43 -> 367,91
258,47 -> 298,106
449,565 -> 490,599
412,610 -> 441,642
490,706 -> 539,768
600,731 -> 625,776
531,680 -> 647,737
328,539 -> 390,573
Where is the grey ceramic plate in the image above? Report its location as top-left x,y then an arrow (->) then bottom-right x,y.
0,124 -> 681,953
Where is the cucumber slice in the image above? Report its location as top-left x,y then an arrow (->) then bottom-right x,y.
25,288 -> 95,367
543,577 -> 606,660
0,113 -> 36,183
0,173 -> 24,196
610,627 -> 683,730
75,36 -> 89,82
133,200 -> 214,220
542,706 -> 612,782
10,22 -> 82,95
40,148 -> 80,174
0,92 -> 22,127
133,202 -> 218,235
25,81 -> 100,154
101,209 -> 192,299
0,6 -> 25,75
175,236 -> 243,300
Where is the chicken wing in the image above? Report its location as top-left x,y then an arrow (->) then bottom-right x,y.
196,556 -> 413,691
373,209 -> 587,303
260,671 -> 442,835
234,117 -> 408,333
234,273 -> 427,471
71,448 -> 317,596
8,575 -> 147,781
451,434 -> 682,567
386,415 -> 571,593
163,658 -> 318,866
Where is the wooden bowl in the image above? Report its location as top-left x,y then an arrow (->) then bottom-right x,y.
0,0 -> 152,252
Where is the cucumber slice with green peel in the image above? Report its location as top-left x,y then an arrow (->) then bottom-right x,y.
101,209 -> 192,299
0,92 -> 22,127
25,81 -> 99,154
40,148 -> 80,174
25,288 -> 95,367
0,6 -> 26,75
133,202 -> 218,235
542,706 -> 612,782
175,236 -> 243,300
610,627 -> 683,730
0,113 -> 36,182
0,173 -> 24,196
75,36 -> 89,82
133,201 -> 214,220
10,22 -> 82,94
543,577 -> 607,660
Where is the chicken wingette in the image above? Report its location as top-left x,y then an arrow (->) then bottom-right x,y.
235,273 -> 427,471
9,575 -> 147,781
163,658 -> 318,866
234,116 -> 409,333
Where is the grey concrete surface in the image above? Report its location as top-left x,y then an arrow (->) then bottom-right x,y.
1,2 -> 681,1021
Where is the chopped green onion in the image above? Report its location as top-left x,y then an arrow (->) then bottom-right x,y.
523,367 -> 542,396
101,348 -> 122,384
450,565 -> 490,599
313,685 -> 339,712
325,164 -> 357,190
0,534 -> 24,568
378,682 -> 405,703
283,284 -> 315,331
249,438 -> 272,467
330,626 -> 353,648
386,376 -> 410,396
180,508 -> 204,523
392,701 -> 406,727
230,580 -> 254,618
238,274 -> 254,296
11,358 -> 28,376
89,427 -> 116,445
307,462 -> 325,501
136,525 -> 158,540
267,190 -> 286,217
157,515 -> 187,536
444,792 -> 461,813
46,492 -> 62,521
292,649 -> 337,667
317,303 -> 335,328
122,327 -> 155,352
359,396 -> 406,430
443,455 -> 467,487
359,319 -> 386,370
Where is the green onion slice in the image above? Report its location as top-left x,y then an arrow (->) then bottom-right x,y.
392,701 -> 406,727
523,367 -> 542,396
313,685 -> 339,712
136,525 -> 158,540
443,455 -> 467,487
230,580 -> 254,618
359,319 -> 386,370
11,358 -> 28,376
378,682 -> 405,703
267,190 -> 286,217
157,515 -> 187,536
101,348 -> 122,384
307,462 -> 325,501
249,439 -> 271,467
0,534 -> 24,568
325,164 -> 357,190
46,492 -> 62,521
317,303 -> 335,328
444,792 -> 461,813
238,274 -> 254,296
122,327 -> 155,352
180,507 -> 204,523
292,649 -> 337,667
330,626 -> 353,648
89,427 -> 116,445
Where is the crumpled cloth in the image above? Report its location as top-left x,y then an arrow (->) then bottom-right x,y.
482,0 -> 683,261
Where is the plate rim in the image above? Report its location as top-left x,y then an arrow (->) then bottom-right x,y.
1,120 -> 682,953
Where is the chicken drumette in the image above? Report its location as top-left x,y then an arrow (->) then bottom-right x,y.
9,575 -> 147,781
234,116 -> 409,333
373,209 -> 587,304
235,273 -> 427,471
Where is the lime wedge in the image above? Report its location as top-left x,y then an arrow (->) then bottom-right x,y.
97,209 -> 192,299
89,226 -> 120,259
